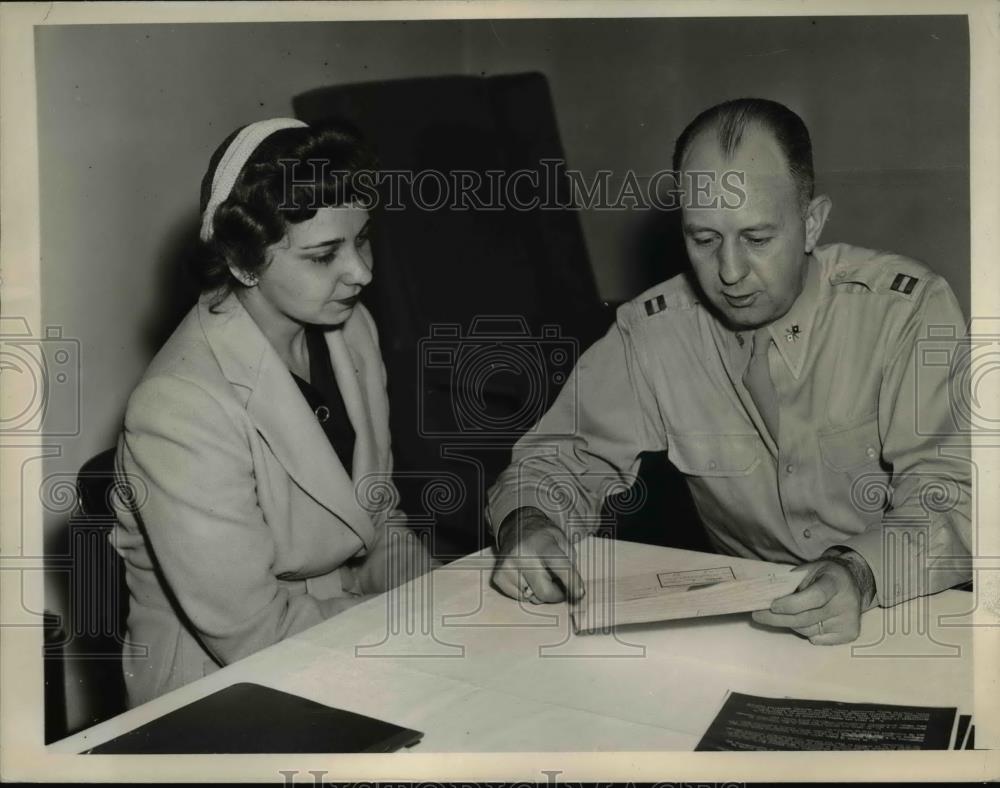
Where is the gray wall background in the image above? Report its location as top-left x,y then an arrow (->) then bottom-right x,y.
35,16 -> 969,730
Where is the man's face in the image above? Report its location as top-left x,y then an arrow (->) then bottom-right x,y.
680,126 -> 814,330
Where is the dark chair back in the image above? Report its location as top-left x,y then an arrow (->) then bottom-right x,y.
73,447 -> 129,644
46,448 -> 129,739
295,74 -> 610,557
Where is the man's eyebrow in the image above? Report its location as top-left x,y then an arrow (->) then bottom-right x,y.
682,222 -> 716,234
682,222 -> 780,234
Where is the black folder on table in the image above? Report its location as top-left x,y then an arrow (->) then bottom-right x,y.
86,682 -> 423,754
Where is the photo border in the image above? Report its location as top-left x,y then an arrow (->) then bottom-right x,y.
1,0 -> 997,782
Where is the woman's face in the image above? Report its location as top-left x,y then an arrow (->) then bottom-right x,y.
252,205 -> 373,327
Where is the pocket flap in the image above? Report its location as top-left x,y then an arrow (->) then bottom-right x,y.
819,417 -> 881,471
667,433 -> 761,476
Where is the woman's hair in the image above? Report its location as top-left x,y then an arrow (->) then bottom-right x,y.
197,118 -> 377,305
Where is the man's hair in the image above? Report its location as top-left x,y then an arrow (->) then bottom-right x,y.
672,98 -> 814,210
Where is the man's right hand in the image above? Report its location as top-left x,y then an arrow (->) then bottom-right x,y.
490,507 -> 586,604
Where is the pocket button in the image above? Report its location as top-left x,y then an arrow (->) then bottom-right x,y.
708,460 -> 718,470
866,446 -> 876,459
802,528 -> 812,539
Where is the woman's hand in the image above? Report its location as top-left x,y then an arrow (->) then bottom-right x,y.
354,525 -> 439,595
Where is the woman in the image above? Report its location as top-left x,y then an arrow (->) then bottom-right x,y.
112,118 -> 432,706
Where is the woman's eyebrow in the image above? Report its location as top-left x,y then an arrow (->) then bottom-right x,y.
299,220 -> 370,250
299,238 -> 344,250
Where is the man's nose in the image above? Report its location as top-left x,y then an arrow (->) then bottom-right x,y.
717,240 -> 749,286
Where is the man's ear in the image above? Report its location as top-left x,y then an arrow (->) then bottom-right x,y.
803,194 -> 832,254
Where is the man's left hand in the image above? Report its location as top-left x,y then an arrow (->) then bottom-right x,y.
752,554 -> 873,645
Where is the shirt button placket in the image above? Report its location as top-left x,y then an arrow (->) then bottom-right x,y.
777,432 -> 809,551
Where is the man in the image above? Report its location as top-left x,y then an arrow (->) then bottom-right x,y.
486,98 -> 971,644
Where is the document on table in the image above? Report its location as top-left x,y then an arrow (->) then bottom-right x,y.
570,563 -> 803,634
85,683 -> 424,754
696,691 -> 958,751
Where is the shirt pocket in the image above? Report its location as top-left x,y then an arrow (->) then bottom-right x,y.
667,433 -> 762,477
818,415 -> 881,472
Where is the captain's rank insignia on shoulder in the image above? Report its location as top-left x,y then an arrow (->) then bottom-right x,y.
644,294 -> 667,316
890,273 -> 920,295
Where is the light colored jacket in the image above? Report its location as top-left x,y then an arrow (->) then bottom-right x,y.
112,290 -> 400,706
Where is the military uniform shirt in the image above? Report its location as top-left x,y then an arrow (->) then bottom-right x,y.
487,243 -> 972,608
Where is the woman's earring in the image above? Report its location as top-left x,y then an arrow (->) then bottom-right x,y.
228,265 -> 259,288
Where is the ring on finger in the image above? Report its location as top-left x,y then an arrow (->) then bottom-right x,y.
817,619 -> 824,636
522,584 -> 535,599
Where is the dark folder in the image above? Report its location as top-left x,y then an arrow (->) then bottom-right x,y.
85,682 -> 424,754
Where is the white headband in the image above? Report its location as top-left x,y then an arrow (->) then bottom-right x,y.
199,117 -> 309,242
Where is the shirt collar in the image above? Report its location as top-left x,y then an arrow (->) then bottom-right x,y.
763,253 -> 822,380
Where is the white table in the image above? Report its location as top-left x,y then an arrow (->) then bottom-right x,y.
51,537 -> 974,753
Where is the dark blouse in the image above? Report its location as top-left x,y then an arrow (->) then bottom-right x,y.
291,327 -> 356,477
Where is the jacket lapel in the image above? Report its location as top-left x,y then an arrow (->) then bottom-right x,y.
326,329 -> 377,484
197,292 -> 376,549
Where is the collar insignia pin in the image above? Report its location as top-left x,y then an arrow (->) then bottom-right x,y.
786,324 -> 801,342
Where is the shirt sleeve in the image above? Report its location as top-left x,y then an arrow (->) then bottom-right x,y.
835,277 -> 972,607
486,307 -> 667,538
119,374 -> 343,666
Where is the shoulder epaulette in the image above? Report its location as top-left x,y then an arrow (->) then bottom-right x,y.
633,275 -> 699,321
827,248 -> 932,301
887,272 -> 921,296
644,294 -> 668,316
